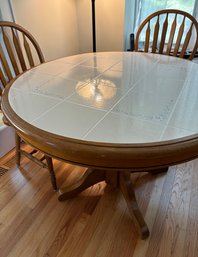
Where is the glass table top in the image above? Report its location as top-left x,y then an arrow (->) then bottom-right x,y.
8,52 -> 198,144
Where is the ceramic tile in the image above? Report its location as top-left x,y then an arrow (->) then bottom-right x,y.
155,54 -> 195,67
9,90 -> 61,123
32,101 -> 106,139
168,78 -> 198,131
110,52 -> 159,85
112,77 -> 186,125
96,70 -> 135,93
192,58 -> 198,64
32,62 -> 75,76
181,64 -> 198,83
34,77 -> 79,100
67,80 -> 122,110
8,88 -> 21,100
12,70 -> 54,92
7,52 -> 198,144
84,112 -> 164,143
151,62 -> 195,81
161,126 -> 196,141
57,53 -> 93,64
79,56 -> 120,70
94,52 -> 127,59
109,61 -> 123,72
58,65 -> 102,82
147,53 -> 198,81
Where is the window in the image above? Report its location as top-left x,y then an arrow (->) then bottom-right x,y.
124,0 -> 198,50
136,0 -> 197,47
138,0 -> 195,25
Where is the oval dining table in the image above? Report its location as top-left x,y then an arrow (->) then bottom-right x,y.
2,52 -> 198,239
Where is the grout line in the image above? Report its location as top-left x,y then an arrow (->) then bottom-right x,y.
159,81 -> 188,140
30,98 -> 66,124
82,59 -> 161,139
26,56 -> 131,125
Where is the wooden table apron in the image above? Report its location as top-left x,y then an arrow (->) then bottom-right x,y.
2,57 -> 198,239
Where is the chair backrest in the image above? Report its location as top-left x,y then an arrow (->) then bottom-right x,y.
135,9 -> 198,60
0,21 -> 45,95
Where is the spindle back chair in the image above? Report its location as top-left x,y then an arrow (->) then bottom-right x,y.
135,9 -> 198,60
0,21 -> 57,190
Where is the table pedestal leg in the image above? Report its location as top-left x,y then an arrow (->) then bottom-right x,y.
119,171 -> 149,239
58,168 -> 149,239
58,168 -> 106,201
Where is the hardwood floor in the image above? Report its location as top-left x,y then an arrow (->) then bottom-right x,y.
0,146 -> 197,257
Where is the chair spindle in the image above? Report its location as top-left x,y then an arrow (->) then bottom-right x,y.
12,27 -> 27,71
145,21 -> 150,52
0,67 -> 7,87
0,44 -> 13,81
173,16 -> 185,57
166,14 -> 177,55
159,14 -> 168,54
23,34 -> 35,68
2,27 -> 20,76
152,15 -> 160,53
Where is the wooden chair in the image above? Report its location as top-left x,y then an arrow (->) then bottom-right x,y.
135,9 -> 198,60
0,21 -> 57,190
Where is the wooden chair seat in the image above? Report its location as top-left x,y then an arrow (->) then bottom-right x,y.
0,21 -> 57,190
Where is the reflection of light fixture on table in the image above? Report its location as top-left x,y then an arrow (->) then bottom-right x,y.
76,78 -> 117,108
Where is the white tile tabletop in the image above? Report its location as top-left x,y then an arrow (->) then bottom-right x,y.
9,52 -> 198,143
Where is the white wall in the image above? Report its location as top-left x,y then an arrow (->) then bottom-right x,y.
10,0 -> 125,60
96,0 -> 125,52
76,0 -> 92,53
76,0 -> 125,53
12,0 -> 80,61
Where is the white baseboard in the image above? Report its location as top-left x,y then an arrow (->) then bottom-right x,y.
0,125 -> 15,158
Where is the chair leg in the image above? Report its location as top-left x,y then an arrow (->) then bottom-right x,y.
15,133 -> 21,166
45,155 -> 57,191
15,133 -> 57,191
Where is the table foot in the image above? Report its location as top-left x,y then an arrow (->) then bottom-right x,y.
58,168 -> 105,201
119,171 -> 150,239
58,168 -> 149,239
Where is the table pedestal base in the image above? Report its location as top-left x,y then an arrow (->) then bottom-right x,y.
58,167 -> 168,239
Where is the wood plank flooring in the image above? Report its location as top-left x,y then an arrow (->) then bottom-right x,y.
0,146 -> 197,257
